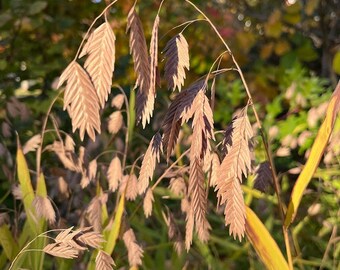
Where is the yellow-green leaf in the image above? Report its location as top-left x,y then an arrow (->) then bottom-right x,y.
332,51 -> 340,75
284,81 -> 340,228
16,139 -> 37,234
36,172 -> 47,197
245,206 -> 289,270
0,224 -> 19,261
103,192 -> 125,254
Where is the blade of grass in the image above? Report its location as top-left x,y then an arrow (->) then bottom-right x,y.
16,137 -> 37,234
284,81 -> 340,228
103,192 -> 125,254
0,224 -> 19,261
245,206 -> 289,270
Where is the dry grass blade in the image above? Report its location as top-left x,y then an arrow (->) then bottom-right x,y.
111,94 -> 125,109
209,153 -> 220,187
80,22 -> 116,108
58,176 -> 69,198
107,155 -> 122,192
188,158 -> 210,243
54,227 -> 87,251
253,161 -> 272,192
126,7 -> 150,93
215,107 -> 253,241
143,188 -> 154,218
108,111 -> 123,135
126,6 -> 154,128
32,196 -> 56,224
22,134 -> 41,154
120,174 -> 138,201
64,134 -> 75,152
86,196 -> 103,232
11,184 -> 22,200
169,177 -> 186,196
96,250 -> 115,270
75,228 -> 105,249
185,204 -> 194,251
162,79 -> 206,161
88,159 -> 97,182
137,15 -> 159,128
138,132 -> 162,194
187,90 -> 214,244
123,228 -> 144,267
58,61 -> 101,141
49,141 -> 80,172
162,209 -> 184,255
163,33 -> 190,92
43,243 -> 79,259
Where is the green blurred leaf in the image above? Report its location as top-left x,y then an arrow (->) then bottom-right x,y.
29,1 -> 47,15
332,51 -> 340,75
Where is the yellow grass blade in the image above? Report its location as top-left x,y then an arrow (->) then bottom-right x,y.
36,172 -> 47,197
16,138 -> 37,234
103,192 -> 125,255
245,206 -> 289,270
284,81 -> 340,228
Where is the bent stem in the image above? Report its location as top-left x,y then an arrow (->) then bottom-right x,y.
36,91 -> 63,183
184,1 -> 293,268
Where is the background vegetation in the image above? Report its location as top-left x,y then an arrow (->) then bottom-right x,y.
0,0 -> 339,269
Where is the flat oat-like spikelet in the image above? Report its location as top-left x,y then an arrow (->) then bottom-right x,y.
187,90 -> 214,245
120,174 -> 138,201
253,161 -> 272,192
22,134 -> 41,154
58,61 -> 101,141
143,188 -> 154,218
215,107 -> 253,241
111,94 -> 125,109
134,14 -> 160,128
33,196 -> 56,224
138,132 -> 162,194
43,242 -> 79,259
96,250 -> 115,270
108,111 -> 123,135
162,79 -> 206,161
126,6 -> 150,94
123,228 -> 144,267
79,22 -> 116,108
75,227 -> 105,249
88,159 -> 97,182
86,196 -> 103,232
163,33 -> 190,92
209,153 -> 220,187
107,156 -> 122,192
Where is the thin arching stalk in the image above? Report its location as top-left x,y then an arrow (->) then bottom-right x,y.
36,91 -> 63,183
184,1 -> 293,268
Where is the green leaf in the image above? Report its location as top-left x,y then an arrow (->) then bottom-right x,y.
332,51 -> 340,75
29,1 -> 47,15
16,138 -> 37,234
0,12 -> 12,27
0,224 -> 19,261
